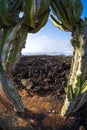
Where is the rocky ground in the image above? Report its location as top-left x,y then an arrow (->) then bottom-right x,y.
0,55 -> 87,130
13,55 -> 70,97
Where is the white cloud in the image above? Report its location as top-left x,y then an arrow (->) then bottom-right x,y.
22,33 -> 73,56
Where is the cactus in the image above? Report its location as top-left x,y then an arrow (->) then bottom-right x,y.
50,0 -> 87,116
0,0 -> 50,112
1,0 -> 87,116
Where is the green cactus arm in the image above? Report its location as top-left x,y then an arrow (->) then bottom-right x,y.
1,24 -> 28,71
23,0 -> 50,29
23,0 -> 36,28
31,9 -> 50,33
0,28 -> 11,55
50,0 -> 83,31
0,0 -> 9,26
61,23 -> 87,116
50,0 -> 73,31
0,65 -> 24,112
50,0 -> 87,116
0,24 -> 28,112
0,0 -> 50,112
50,15 -> 69,32
36,0 -> 50,16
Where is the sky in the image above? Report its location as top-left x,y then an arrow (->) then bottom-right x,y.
22,0 -> 87,56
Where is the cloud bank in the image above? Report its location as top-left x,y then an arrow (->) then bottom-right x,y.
22,33 -> 73,56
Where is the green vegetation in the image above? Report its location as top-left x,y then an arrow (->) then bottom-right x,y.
50,0 -> 87,116
0,0 -> 50,112
0,0 -> 87,116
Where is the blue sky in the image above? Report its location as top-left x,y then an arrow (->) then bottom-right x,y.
22,0 -> 87,56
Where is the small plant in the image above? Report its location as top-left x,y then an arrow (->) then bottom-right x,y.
50,0 -> 87,116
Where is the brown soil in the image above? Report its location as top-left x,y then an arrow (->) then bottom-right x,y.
0,55 -> 86,130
